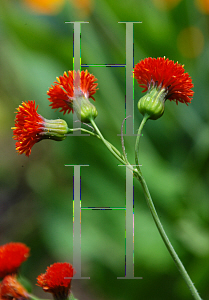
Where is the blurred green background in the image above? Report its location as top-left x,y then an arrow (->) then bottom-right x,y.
1,0 -> 209,299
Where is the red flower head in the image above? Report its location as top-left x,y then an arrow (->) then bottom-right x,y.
12,101 -> 68,156
134,57 -> 194,104
0,275 -> 29,300
47,70 -> 98,116
134,57 -> 194,120
12,101 -> 45,156
37,263 -> 75,300
0,243 -> 30,278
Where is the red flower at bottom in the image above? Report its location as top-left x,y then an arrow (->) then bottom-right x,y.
0,243 -> 30,279
0,275 -> 29,300
37,263 -> 75,300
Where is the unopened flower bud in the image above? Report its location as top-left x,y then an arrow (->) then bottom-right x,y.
40,118 -> 68,140
73,96 -> 98,123
137,87 -> 166,120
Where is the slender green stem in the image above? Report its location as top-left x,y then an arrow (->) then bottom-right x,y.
120,116 -> 131,165
90,118 -> 129,166
29,294 -> 48,300
69,293 -> 78,300
134,119 -> 202,300
135,114 -> 150,172
67,127 -> 98,137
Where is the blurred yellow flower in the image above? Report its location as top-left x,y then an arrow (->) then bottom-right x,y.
22,0 -> 93,15
22,0 -> 65,14
195,0 -> 209,14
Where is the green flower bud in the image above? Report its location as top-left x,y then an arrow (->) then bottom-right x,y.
41,118 -> 68,141
137,87 -> 167,120
73,96 -> 98,123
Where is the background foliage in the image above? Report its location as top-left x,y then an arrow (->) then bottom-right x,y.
1,0 -> 209,299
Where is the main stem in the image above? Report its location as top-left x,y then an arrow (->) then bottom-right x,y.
88,116 -> 201,299
134,116 -> 202,300
90,118 -> 133,172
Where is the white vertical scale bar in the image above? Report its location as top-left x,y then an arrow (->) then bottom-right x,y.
117,165 -> 143,279
118,22 -> 142,136
72,22 -> 81,134
65,165 -> 90,279
73,165 -> 81,278
65,22 -> 89,136
125,22 -> 134,136
125,166 -> 134,277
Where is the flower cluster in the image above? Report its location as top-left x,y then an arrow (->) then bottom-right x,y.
0,243 -> 75,300
0,243 -> 30,300
12,58 -> 194,154
12,70 -> 98,156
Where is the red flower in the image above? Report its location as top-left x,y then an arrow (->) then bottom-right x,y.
0,243 -> 30,278
12,101 -> 45,157
12,101 -> 68,157
134,57 -> 194,104
47,70 -> 98,115
37,263 -> 75,300
0,275 -> 29,300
